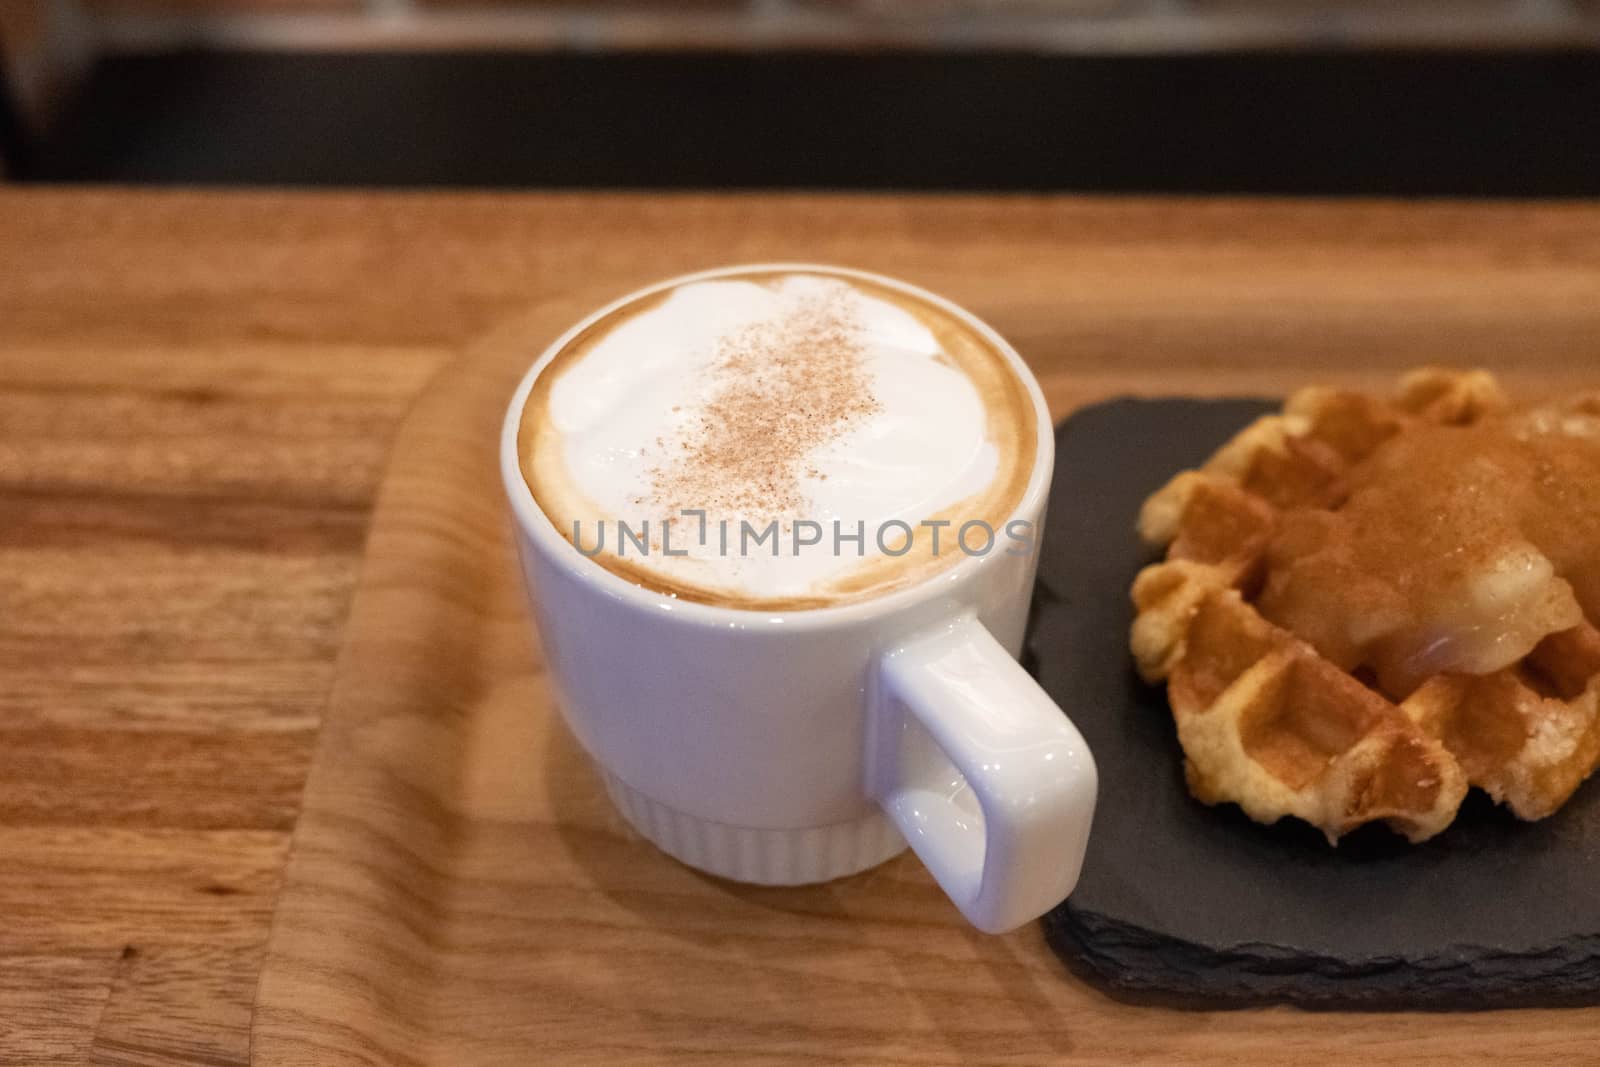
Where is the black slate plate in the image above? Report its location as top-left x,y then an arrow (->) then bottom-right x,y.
1030,398 -> 1600,1009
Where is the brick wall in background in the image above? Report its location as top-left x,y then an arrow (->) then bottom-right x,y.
84,0 -> 358,14
77,0 -> 1600,52
7,0 -> 1596,176
0,0 -> 43,52
1,0 -> 74,126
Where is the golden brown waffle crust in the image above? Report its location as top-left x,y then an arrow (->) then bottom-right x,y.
1130,368 -> 1600,845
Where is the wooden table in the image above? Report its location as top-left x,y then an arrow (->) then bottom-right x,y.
3,189 -> 1597,1066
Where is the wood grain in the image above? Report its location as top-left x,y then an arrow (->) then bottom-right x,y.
0,189 -> 461,1067
231,195 -> 1600,1064
1,190 -> 1597,1064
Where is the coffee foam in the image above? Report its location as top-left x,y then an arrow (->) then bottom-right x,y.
520,270 -> 1036,610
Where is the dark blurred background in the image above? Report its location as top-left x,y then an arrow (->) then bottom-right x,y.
1,1 -> 1598,193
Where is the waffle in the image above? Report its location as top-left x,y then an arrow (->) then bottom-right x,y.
1132,369 -> 1600,843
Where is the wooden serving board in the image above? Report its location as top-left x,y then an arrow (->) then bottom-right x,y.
252,202 -> 1600,1065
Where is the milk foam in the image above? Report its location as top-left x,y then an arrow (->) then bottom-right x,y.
536,273 -> 1017,605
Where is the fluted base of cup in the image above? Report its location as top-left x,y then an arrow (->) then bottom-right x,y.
600,770 -> 907,885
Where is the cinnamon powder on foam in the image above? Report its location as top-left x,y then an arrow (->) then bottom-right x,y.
640,287 -> 880,524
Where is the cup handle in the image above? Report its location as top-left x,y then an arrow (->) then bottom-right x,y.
867,613 -> 1097,933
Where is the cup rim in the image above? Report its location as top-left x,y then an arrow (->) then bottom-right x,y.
499,262 -> 1055,631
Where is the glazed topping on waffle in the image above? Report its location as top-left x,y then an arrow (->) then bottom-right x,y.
1260,416 -> 1600,699
1131,368 -> 1600,844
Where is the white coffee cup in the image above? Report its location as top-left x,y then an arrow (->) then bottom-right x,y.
499,264 -> 1096,933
